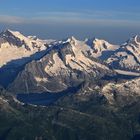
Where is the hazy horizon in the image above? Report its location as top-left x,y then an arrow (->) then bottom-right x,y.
0,0 -> 140,44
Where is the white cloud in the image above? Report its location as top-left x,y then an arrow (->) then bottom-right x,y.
35,10 -> 140,21
0,10 -> 140,28
0,15 -> 25,24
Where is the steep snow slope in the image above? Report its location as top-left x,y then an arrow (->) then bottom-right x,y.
86,36 -> 140,72
85,38 -> 119,59
106,35 -> 140,72
44,37 -> 110,75
0,29 -> 48,67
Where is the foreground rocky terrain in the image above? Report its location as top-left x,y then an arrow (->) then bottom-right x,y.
1,82 -> 140,140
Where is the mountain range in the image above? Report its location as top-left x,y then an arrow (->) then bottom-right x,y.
0,29 -> 139,92
0,29 -> 140,140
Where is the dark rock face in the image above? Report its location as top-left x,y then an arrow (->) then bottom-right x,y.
0,38 -> 6,47
0,30 -> 29,49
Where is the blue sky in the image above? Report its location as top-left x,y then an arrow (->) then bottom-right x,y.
0,0 -> 140,43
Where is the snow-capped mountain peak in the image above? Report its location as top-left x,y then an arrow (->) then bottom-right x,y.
85,37 -> 119,58
0,29 -> 47,51
0,29 -> 28,43
61,36 -> 78,45
106,35 -> 140,72
0,29 -> 49,67
122,35 -> 140,58
124,35 -> 140,47
133,35 -> 140,45
56,36 -> 92,55
5,29 -> 26,39
69,36 -> 78,45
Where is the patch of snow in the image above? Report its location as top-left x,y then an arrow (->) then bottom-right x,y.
115,69 -> 140,76
45,53 -> 68,76
35,77 -> 48,82
0,97 -> 8,103
13,97 -> 25,105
